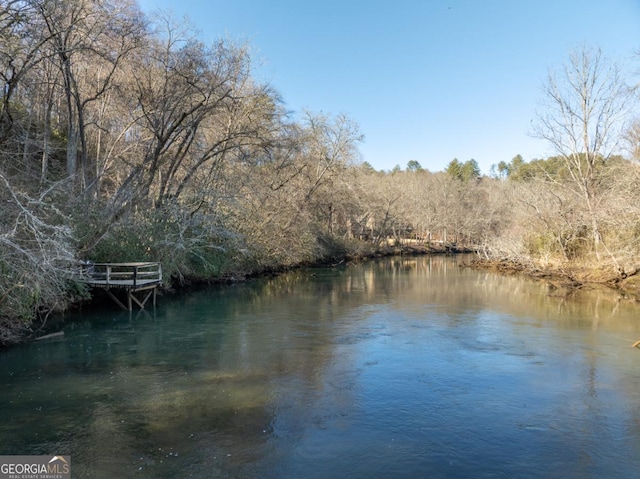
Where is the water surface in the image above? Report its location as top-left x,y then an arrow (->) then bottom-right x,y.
1,255 -> 640,478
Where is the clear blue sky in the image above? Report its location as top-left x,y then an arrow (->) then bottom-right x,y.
137,0 -> 640,174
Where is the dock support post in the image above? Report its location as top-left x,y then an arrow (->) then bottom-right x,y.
105,289 -> 129,311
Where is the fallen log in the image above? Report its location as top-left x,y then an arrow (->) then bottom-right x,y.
35,331 -> 64,341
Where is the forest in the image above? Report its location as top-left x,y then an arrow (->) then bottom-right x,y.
1,0 -> 639,345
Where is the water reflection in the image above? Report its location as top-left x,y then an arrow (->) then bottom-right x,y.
1,255 -> 640,478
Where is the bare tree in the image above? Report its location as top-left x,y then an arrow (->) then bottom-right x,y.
533,46 -> 633,263
36,0 -> 145,189
625,120 -> 640,161
0,169 -> 80,343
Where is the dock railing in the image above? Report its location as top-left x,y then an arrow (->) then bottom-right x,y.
81,262 -> 163,289
80,262 -> 162,310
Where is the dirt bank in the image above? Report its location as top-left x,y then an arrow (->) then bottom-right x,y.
471,258 -> 640,299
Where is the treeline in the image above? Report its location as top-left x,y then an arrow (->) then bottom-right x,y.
0,0 -> 494,343
481,152 -> 640,276
0,0 -> 638,344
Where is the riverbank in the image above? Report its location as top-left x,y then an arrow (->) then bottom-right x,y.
470,258 -> 640,299
13,246 -> 636,349
172,242 -> 468,284
2,242 -> 466,349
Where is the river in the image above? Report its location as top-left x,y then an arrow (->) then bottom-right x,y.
1,255 -> 640,478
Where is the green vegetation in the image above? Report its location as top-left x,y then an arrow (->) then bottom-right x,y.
445,158 -> 481,182
0,2 -> 639,345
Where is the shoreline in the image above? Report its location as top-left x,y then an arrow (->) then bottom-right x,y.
8,249 -> 640,349
470,258 -> 640,299
5,243 -> 463,349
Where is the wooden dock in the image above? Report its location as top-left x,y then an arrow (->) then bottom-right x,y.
81,262 -> 162,311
